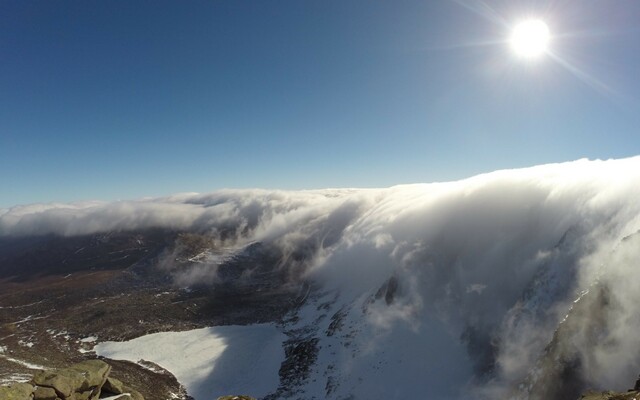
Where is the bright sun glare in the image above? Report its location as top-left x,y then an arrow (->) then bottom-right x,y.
510,19 -> 550,59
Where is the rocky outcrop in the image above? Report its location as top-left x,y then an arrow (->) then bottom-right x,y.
580,390 -> 640,400
0,360 -> 144,400
32,359 -> 111,399
102,377 -> 125,395
102,376 -> 144,400
579,375 -> 640,400
0,382 -> 34,400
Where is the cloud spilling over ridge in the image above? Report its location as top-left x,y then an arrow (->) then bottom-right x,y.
3,157 -> 640,397
4,157 -> 639,242
0,189 -> 361,239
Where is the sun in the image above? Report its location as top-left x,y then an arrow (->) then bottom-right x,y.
510,19 -> 550,59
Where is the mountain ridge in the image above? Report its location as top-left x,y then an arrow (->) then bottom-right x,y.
1,157 -> 640,399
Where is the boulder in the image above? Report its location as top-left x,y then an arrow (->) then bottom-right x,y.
28,359 -> 147,400
33,385 -> 58,400
32,369 -> 83,398
122,385 -> 144,400
103,378 -> 142,400
68,359 -> 111,392
75,390 -> 96,400
102,377 -> 125,395
0,382 -> 35,400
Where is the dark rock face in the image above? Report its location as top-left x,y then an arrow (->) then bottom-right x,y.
373,276 -> 399,305
280,338 -> 320,386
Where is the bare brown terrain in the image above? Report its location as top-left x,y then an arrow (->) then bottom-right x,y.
0,230 -> 300,400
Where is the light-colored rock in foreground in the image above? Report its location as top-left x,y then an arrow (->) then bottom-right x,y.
0,382 -> 35,400
0,359 -> 144,400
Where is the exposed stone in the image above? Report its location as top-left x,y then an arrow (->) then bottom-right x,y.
580,390 -> 640,400
122,385 -> 144,400
28,360 -> 141,400
0,382 -> 35,400
32,369 -> 83,398
102,377 -> 125,395
68,359 -> 111,392
33,385 -> 58,400
75,390 -> 95,400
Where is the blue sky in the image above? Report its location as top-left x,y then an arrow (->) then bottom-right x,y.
2,0 -> 640,207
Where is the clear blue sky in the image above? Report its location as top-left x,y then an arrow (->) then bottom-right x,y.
2,0 -> 640,207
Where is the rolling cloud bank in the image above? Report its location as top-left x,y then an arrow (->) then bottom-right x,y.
3,156 -> 640,398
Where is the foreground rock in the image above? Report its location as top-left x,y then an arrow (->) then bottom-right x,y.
217,396 -> 256,400
32,359 -> 111,399
580,391 -> 640,400
0,382 -> 34,400
580,390 -> 640,400
580,376 -> 640,400
0,360 -> 144,400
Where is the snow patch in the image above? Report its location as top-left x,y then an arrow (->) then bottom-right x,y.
0,355 -> 45,370
0,373 -> 32,384
94,324 -> 286,400
14,315 -> 46,325
100,394 -> 131,400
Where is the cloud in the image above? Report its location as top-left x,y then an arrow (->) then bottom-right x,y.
2,156 -> 640,397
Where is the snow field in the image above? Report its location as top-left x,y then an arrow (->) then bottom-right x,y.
94,324 -> 286,400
